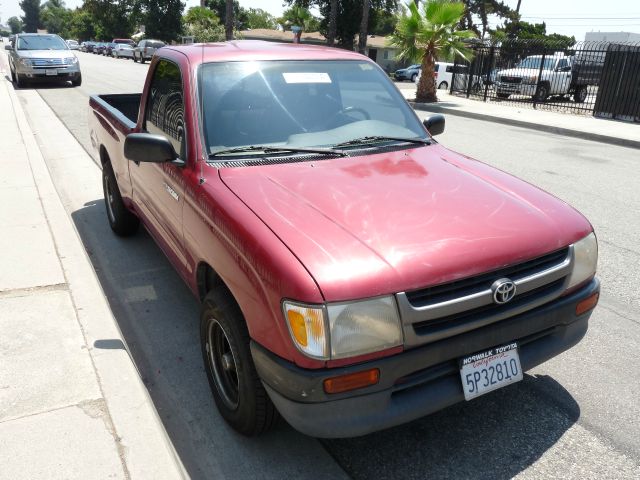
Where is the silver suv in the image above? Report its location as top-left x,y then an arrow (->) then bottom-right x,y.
133,39 -> 165,64
6,33 -> 81,87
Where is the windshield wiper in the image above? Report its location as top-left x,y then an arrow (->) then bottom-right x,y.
208,145 -> 347,159
332,136 -> 431,148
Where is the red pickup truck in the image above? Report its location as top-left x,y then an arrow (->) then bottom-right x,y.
89,41 -> 599,438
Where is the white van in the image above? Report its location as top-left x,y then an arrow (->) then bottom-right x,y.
414,62 -> 455,89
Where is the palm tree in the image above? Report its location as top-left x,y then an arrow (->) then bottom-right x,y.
390,1 -> 476,103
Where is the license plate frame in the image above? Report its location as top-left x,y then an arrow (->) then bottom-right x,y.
45,69 -> 58,76
459,342 -> 523,401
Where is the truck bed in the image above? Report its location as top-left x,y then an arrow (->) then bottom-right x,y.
89,93 -> 141,129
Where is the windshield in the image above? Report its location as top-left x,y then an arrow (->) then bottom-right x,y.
17,35 -> 68,51
516,57 -> 557,70
199,60 -> 427,153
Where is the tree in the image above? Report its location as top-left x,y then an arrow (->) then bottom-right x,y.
183,6 -> 225,42
494,20 -> 575,48
278,6 -> 321,32
225,0 -> 233,40
326,0 -> 337,44
369,6 -> 398,36
205,0 -> 247,30
8,16 -> 24,34
83,0 -> 137,40
41,0 -> 72,36
68,8 -> 95,40
390,1 -> 476,103
20,0 -> 41,33
245,8 -> 277,29
137,0 -> 184,42
458,0 -> 515,38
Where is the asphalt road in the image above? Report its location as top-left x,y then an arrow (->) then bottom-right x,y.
20,51 -> 640,479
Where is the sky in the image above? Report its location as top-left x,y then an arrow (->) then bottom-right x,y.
2,0 -> 640,41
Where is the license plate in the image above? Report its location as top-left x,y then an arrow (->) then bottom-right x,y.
460,342 -> 523,401
45,69 -> 58,76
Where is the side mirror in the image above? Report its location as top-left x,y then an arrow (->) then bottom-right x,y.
124,133 -> 179,164
5,44 -> 13,50
423,114 -> 445,136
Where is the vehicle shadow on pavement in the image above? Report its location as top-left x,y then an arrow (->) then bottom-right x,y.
4,75 -> 73,90
70,199 -> 347,480
321,373 -> 580,479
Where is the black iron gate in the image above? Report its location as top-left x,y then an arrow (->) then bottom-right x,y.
449,39 -> 640,122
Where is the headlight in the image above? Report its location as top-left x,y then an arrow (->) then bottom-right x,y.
19,58 -> 32,67
567,232 -> 598,289
283,296 -> 403,360
65,57 -> 78,64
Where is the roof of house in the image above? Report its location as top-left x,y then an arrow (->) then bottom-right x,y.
239,29 -> 395,50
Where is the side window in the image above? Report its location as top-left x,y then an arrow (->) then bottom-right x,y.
446,65 -> 454,73
145,59 -> 185,159
557,58 -> 569,71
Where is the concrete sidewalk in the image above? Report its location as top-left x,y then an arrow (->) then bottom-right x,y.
0,59 -> 184,478
401,89 -> 639,149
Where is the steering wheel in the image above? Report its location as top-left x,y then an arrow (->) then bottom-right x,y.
322,106 -> 371,128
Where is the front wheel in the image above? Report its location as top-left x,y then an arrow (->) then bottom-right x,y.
535,83 -> 549,102
71,74 -> 82,87
200,289 -> 279,436
140,57 -> 146,64
411,73 -> 417,83
102,162 -> 139,236
133,54 -> 138,63
497,92 -> 510,99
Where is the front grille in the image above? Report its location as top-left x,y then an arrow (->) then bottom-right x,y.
396,247 -> 573,347
406,248 -> 569,307
500,76 -> 522,84
31,58 -> 64,67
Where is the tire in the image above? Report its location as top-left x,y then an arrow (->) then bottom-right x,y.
102,162 -> 139,236
574,86 -> 588,103
10,68 -> 16,83
71,74 -> 82,87
497,92 -> 510,99
438,81 -> 448,90
15,73 -> 26,88
133,54 -> 138,63
410,73 -> 417,83
140,57 -> 145,64
535,83 -> 549,102
200,288 -> 279,436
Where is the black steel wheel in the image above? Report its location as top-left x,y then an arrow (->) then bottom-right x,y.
574,86 -> 588,103
200,288 -> 279,436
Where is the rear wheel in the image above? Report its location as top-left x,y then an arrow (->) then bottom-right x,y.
10,68 -> 16,83
497,92 -> 510,99
102,162 -> 139,236
438,81 -> 448,90
411,73 -> 417,83
133,54 -> 138,63
200,288 -> 279,436
140,57 -> 145,64
574,86 -> 588,103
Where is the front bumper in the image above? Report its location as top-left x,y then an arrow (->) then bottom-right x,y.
15,62 -> 80,80
252,278 -> 599,438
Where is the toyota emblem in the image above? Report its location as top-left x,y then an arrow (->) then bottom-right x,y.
492,278 -> 516,304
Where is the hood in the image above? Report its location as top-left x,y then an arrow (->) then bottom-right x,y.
219,145 -> 592,302
497,68 -> 540,78
16,50 -> 73,59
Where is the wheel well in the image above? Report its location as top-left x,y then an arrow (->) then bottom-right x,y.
196,262 -> 225,301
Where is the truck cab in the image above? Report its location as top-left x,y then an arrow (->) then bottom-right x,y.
496,54 -> 573,101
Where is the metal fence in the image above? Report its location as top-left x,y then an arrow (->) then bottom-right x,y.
449,40 -> 640,122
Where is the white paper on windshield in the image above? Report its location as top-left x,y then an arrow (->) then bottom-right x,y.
282,72 -> 332,84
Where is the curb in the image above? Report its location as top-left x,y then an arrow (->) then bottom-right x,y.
2,60 -> 187,478
409,101 -> 640,150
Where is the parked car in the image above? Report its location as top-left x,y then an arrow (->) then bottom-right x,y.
6,33 -> 82,87
132,39 -> 165,63
103,42 -> 117,56
93,42 -> 104,54
82,41 -> 96,53
112,43 -> 134,59
112,38 -> 136,47
394,63 -> 421,82
89,42 -> 599,439
415,62 -> 456,90
495,53 -> 601,103
66,39 -> 79,50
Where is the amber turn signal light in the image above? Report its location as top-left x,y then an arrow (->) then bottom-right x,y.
323,368 -> 380,394
576,292 -> 599,316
